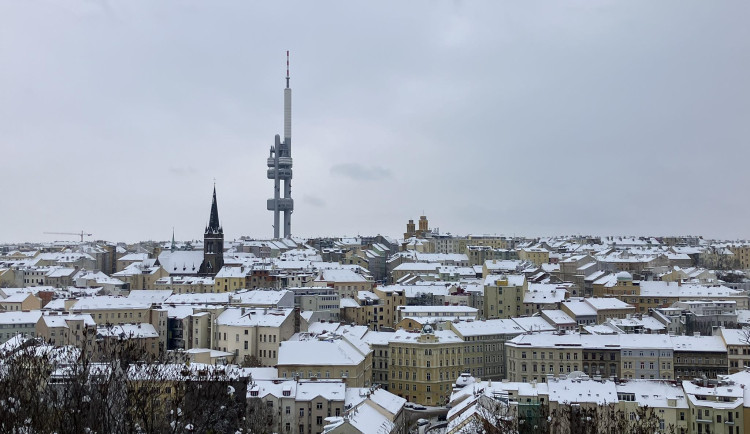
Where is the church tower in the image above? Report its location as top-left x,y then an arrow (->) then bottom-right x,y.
200,185 -> 224,276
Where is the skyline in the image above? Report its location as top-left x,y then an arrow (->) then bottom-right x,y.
2,1 -> 749,243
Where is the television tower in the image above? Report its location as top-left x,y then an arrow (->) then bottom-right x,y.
267,51 -> 294,239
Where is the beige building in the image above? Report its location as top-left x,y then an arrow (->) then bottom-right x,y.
395,305 -> 478,328
559,297 -> 635,325
728,244 -> 750,270
112,261 -> 168,290
718,328 -> 750,373
448,319 -> 528,380
594,272 -> 748,312
95,323 -> 161,360
483,274 -> 526,319
277,337 -> 372,387
213,307 -> 296,366
372,286 -> 405,328
517,247 -> 550,266
35,312 -> 96,348
506,333 -> 587,383
311,269 -> 373,299
0,310 -> 42,343
683,377 -> 744,434
67,297 -> 168,352
0,292 -> 42,311
69,297 -> 153,325
214,266 -> 250,293
249,379 -> 348,434
339,290 -> 391,331
153,275 -> 215,294
387,329 -> 468,406
115,253 -> 149,272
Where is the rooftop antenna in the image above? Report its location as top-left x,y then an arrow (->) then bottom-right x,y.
286,50 -> 290,89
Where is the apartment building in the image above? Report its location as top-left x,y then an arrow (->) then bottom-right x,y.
277,337 -> 372,387
214,307 -> 295,367
483,274 -> 526,319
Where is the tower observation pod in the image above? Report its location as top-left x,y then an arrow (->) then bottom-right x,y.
267,51 -> 294,239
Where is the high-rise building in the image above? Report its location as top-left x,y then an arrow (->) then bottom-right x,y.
267,52 -> 294,239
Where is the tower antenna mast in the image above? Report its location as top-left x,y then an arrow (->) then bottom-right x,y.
267,51 -> 294,239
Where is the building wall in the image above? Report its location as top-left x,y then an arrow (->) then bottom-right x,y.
483,277 -> 525,319
620,348 -> 673,380
673,351 -> 727,380
214,312 -> 295,366
505,344 -> 584,383
388,334 -> 463,405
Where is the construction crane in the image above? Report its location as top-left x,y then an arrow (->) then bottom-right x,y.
43,231 -> 93,242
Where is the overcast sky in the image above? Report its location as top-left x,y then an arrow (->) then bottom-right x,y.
1,1 -> 749,243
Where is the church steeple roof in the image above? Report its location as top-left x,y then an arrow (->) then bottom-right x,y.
206,185 -> 222,235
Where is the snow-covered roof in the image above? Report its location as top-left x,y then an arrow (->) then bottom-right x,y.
216,307 -> 293,328
671,335 -> 727,353
682,380 -> 743,409
97,323 -> 158,339
119,253 -> 149,262
0,310 -> 43,325
157,251 -> 204,274
165,293 -> 229,305
277,339 -> 366,366
547,378 -> 618,405
1,293 -> 36,303
450,318 -> 526,337
127,290 -> 173,304
231,289 -> 292,307
41,313 -> 96,328
295,380 -> 347,401
639,281 -> 743,298
317,269 -> 368,283
483,274 -> 525,287
510,316 -> 556,332
719,328 -> 750,346
391,262 -> 441,272
70,296 -> 151,311
541,310 -> 576,325
340,298 -> 359,308
524,284 -> 567,304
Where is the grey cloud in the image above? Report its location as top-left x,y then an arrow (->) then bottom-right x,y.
168,166 -> 199,177
2,1 -> 750,242
330,163 -> 392,181
302,195 -> 326,208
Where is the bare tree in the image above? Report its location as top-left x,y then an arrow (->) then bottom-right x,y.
0,335 -> 250,434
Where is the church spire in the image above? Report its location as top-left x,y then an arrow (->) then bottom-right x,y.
170,228 -> 176,253
207,184 -> 222,234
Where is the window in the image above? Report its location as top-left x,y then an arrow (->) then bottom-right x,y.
317,402 -> 323,410
299,408 -> 304,417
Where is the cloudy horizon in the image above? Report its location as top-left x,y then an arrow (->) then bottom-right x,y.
2,1 -> 749,244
